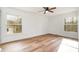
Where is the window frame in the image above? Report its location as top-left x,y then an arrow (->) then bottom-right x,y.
64,16 -> 77,32
6,14 -> 22,34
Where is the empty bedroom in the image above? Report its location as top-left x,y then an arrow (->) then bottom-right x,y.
0,7 -> 78,52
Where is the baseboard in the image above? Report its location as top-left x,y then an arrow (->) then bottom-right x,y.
0,33 -> 78,45
49,33 -> 78,41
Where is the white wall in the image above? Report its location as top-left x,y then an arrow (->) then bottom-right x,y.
0,8 -> 48,43
0,7 -> 78,43
48,11 -> 78,39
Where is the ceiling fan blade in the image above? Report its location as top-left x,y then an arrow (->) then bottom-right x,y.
49,7 -> 56,10
49,11 -> 54,13
43,7 -> 48,9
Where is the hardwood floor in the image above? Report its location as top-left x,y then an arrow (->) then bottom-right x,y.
0,34 -> 63,52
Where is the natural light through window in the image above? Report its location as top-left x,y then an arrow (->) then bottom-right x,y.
58,38 -> 78,52
64,16 -> 77,32
7,14 -> 22,34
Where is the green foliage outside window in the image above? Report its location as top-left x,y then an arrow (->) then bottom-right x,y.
64,16 -> 77,32
7,15 -> 22,34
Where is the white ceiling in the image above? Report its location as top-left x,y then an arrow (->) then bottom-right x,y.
14,7 -> 78,16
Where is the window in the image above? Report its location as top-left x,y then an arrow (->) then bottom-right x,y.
64,16 -> 77,32
7,14 -> 22,34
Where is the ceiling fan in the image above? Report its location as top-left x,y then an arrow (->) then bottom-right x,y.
43,7 -> 56,14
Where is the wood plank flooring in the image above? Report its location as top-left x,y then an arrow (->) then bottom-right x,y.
0,34 -> 63,52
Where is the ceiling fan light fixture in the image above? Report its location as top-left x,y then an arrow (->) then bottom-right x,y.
42,7 -> 56,14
